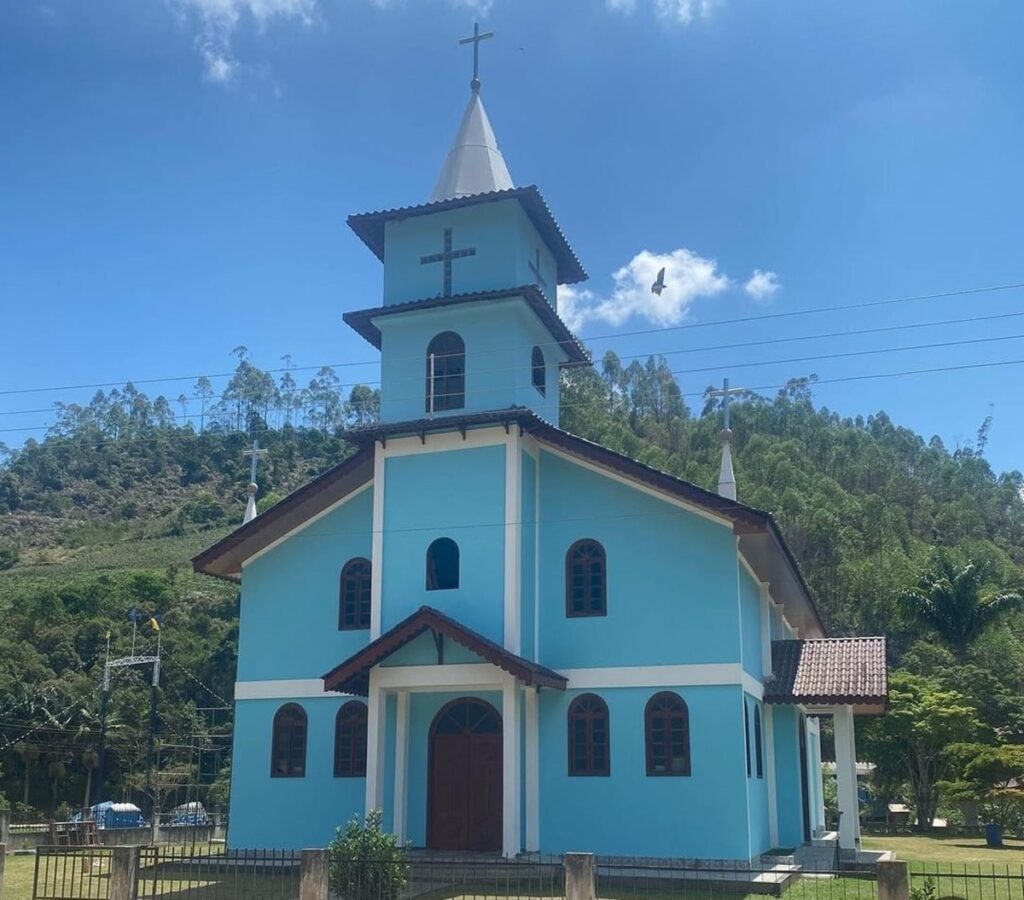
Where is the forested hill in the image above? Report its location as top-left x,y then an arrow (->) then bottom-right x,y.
0,349 -> 1022,818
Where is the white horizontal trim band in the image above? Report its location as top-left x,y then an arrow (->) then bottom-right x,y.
235,663 -> 766,700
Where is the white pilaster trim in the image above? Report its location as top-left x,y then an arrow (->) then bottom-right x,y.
380,426 -> 508,458
241,482 -> 373,570
533,445 -> 541,663
524,687 -> 540,852
504,430 -> 522,653
393,691 -> 409,843
764,704 -> 779,848
760,582 -> 773,679
501,674 -> 522,858
364,672 -> 386,815
370,443 -> 385,640
539,445 -> 733,529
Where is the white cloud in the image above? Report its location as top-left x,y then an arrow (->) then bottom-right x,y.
558,248 -> 730,331
606,0 -> 715,24
744,269 -> 781,301
172,0 -> 316,83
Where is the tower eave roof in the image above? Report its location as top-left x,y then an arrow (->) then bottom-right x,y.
346,185 -> 588,285
343,285 -> 590,367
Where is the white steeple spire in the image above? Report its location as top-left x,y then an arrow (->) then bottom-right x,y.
708,378 -> 744,501
242,439 -> 268,525
429,24 -> 514,203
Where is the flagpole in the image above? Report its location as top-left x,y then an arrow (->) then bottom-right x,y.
94,631 -> 112,810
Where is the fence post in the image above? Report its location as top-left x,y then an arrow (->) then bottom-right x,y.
299,848 -> 330,900
877,860 -> 910,900
0,843 -> 6,899
110,845 -> 141,900
564,853 -> 597,900
0,808 -> 9,846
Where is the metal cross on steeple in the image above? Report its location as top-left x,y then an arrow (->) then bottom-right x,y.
242,439 -> 269,524
243,439 -> 268,484
459,22 -> 494,91
707,378 -> 745,430
420,227 -> 477,297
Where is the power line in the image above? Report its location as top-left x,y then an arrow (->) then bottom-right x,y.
1,279 -> 1022,400
2,331 -> 1023,436
4,307 -> 1024,420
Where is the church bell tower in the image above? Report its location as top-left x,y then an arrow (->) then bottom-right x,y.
343,25 -> 589,427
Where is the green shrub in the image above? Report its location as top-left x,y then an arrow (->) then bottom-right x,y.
0,544 -> 18,570
328,808 -> 407,900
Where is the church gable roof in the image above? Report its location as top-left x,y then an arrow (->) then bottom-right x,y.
346,186 -> 587,286
322,605 -> 568,695
342,285 -> 590,367
191,446 -> 373,579
765,637 -> 888,713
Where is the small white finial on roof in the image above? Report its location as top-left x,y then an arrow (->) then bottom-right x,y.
429,25 -> 514,202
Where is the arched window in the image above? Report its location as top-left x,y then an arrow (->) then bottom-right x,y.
565,539 -> 607,617
426,331 -> 465,413
531,346 -> 546,396
339,558 -> 372,631
426,537 -> 460,591
334,701 -> 368,778
645,692 -> 691,776
567,693 -> 610,776
744,699 -> 752,778
754,704 -> 764,779
271,703 -> 307,778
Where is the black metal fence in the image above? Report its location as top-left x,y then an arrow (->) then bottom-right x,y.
137,846 -> 300,900
33,847 -> 113,900
909,863 -> 1024,900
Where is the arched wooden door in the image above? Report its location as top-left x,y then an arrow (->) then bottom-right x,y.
427,698 -> 503,851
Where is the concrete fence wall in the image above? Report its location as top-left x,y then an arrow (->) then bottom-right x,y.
5,821 -> 223,851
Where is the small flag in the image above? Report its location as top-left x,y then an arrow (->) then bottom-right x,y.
128,608 -> 139,624
148,614 -> 162,632
105,629 -> 111,640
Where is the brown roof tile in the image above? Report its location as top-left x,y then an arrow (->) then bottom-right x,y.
765,637 -> 888,710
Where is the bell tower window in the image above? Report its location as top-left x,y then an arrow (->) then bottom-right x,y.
531,346 -> 546,396
426,331 -> 466,413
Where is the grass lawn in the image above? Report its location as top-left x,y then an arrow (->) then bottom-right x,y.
2,854 -> 38,900
862,835 -> 1024,866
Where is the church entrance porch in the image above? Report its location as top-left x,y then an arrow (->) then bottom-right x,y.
427,698 -> 503,851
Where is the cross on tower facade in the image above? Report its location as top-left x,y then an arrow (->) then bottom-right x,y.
420,228 -> 477,297
459,22 -> 494,91
528,247 -> 547,290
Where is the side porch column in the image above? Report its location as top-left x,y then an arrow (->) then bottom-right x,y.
525,687 -> 540,852
393,690 -> 409,842
808,717 -> 826,836
365,672 -> 387,816
502,675 -> 522,858
833,704 -> 859,851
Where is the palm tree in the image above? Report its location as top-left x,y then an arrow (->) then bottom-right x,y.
899,557 -> 1022,661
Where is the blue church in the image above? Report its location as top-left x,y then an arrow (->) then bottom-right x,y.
194,57 -> 887,862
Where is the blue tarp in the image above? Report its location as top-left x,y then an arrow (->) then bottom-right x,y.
79,801 -> 146,829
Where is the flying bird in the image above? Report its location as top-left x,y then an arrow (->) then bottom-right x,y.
651,267 -> 666,296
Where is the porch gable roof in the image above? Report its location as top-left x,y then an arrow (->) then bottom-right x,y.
764,637 -> 888,714
321,605 -> 568,695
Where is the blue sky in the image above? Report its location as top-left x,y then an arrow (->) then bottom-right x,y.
1,0 -> 1022,475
